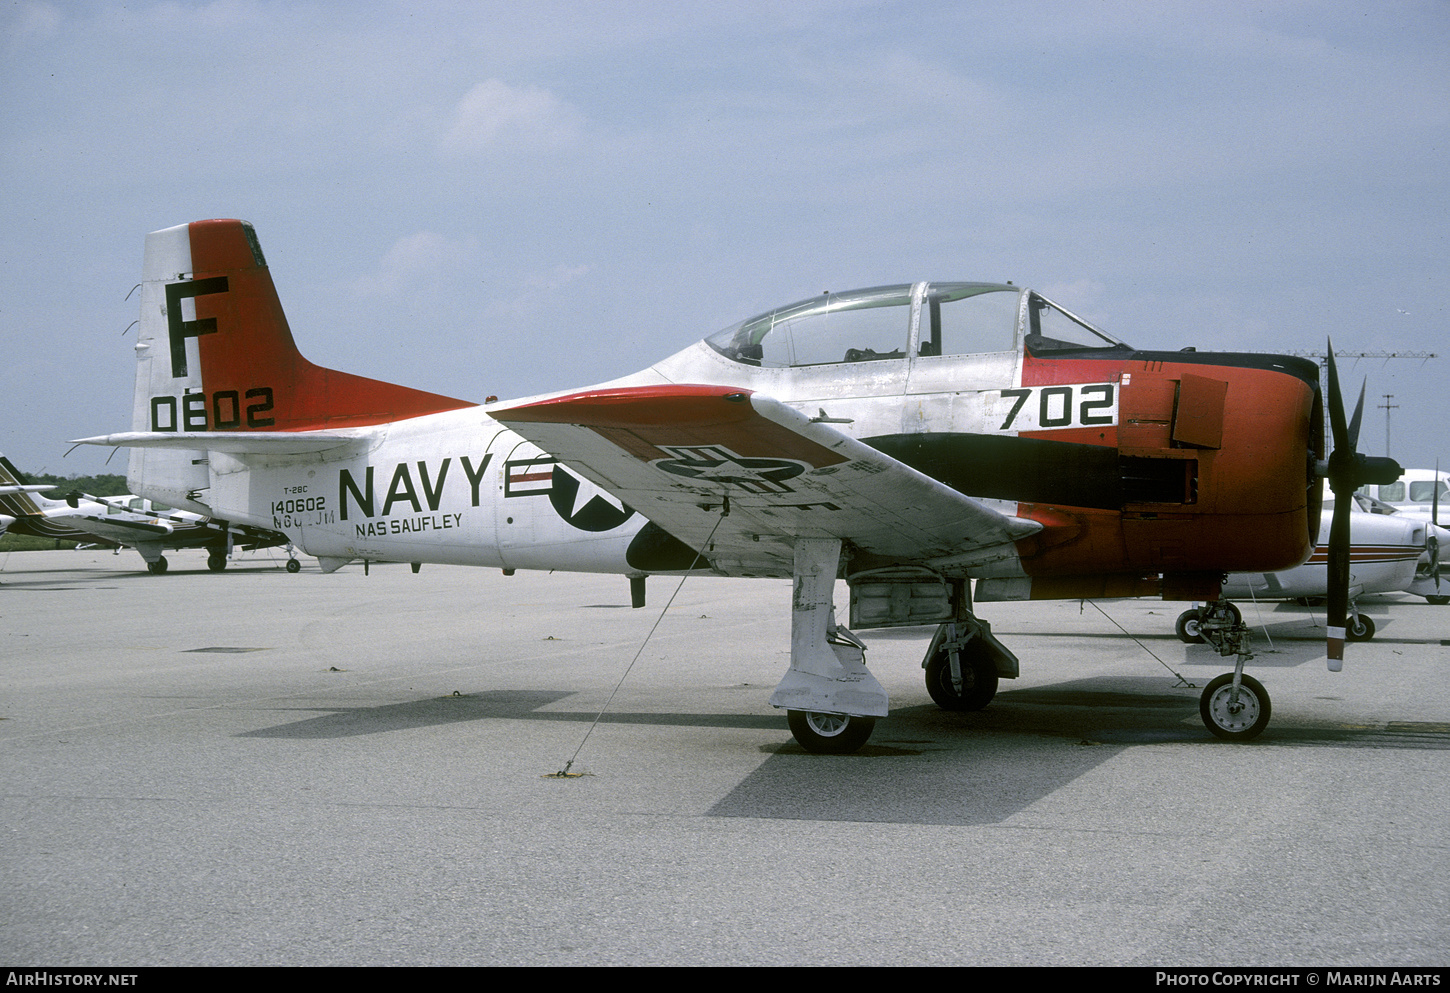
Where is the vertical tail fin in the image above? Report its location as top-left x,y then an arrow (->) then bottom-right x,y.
129,219 -> 477,508
134,219 -> 475,433
0,454 -> 48,518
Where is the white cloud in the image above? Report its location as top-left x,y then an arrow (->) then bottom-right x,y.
487,263 -> 593,320
354,231 -> 482,299
439,79 -> 580,156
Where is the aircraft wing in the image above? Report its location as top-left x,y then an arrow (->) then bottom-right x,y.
49,514 -> 175,542
495,385 -> 1040,575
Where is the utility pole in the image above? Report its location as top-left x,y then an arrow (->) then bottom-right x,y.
1378,394 -> 1398,458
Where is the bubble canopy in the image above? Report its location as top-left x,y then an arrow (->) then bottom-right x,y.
705,282 -> 1128,368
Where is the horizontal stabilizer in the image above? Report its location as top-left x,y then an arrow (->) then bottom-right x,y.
72,430 -> 372,457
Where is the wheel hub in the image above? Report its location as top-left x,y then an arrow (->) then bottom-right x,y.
1208,686 -> 1259,731
805,711 -> 849,737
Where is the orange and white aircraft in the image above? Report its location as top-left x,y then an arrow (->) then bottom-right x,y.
76,219 -> 1398,751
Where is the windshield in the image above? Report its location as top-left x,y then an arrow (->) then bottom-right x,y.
1025,293 -> 1127,353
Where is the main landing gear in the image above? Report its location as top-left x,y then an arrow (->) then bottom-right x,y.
786,709 -> 876,755
1177,599 -> 1375,645
772,538 -> 888,754
1199,672 -> 1271,741
1174,601 -> 1241,644
923,622 -> 1002,712
772,544 -> 1017,754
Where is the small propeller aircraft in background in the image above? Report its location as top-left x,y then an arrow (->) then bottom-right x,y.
75,219 -> 1398,751
1360,467 -> 1449,518
0,453 -> 291,573
1352,471 -> 1449,605
1173,504 -> 1427,644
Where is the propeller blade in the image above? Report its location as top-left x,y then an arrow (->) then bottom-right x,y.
1326,342 -> 1348,453
1435,459 -> 1441,529
1325,494 -> 1351,668
1320,339 -> 1403,668
1347,379 -> 1366,451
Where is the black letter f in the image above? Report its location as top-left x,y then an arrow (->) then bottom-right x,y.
165,277 -> 229,378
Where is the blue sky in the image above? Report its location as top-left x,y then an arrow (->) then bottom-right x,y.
2,0 -> 1446,478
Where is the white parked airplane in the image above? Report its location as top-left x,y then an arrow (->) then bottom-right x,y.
75,219 -> 1399,750
1175,504 -> 1427,643
0,454 -> 291,573
1350,475 -> 1448,605
1360,467 -> 1448,518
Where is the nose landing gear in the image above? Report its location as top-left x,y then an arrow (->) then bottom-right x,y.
1187,600 -> 1271,742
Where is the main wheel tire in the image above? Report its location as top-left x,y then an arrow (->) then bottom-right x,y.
1175,609 -> 1205,644
924,646 -> 999,711
1346,614 -> 1376,641
285,558 -> 301,574
147,556 -> 168,575
1426,596 -> 1449,606
787,710 -> 875,754
207,554 -> 227,572
1199,672 -> 1271,741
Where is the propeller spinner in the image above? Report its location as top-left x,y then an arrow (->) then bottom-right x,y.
1323,342 -> 1402,668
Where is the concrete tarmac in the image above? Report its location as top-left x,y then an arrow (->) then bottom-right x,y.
2,547 -> 1447,967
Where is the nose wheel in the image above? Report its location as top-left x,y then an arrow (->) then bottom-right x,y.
1191,603 -> 1271,741
1199,672 -> 1271,741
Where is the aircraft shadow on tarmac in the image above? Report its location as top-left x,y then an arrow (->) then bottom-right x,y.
709,684 -> 1450,825
236,676 -> 1450,826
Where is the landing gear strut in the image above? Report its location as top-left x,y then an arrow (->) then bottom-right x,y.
1191,599 -> 1272,741
772,538 -> 887,754
923,623 -> 1001,711
1175,600 -> 1241,644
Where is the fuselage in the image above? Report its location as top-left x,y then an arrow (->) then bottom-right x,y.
165,281 -> 1321,590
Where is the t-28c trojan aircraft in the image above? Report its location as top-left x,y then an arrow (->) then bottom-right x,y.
76,219 -> 1398,753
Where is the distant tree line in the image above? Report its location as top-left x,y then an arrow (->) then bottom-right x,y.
17,470 -> 130,499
